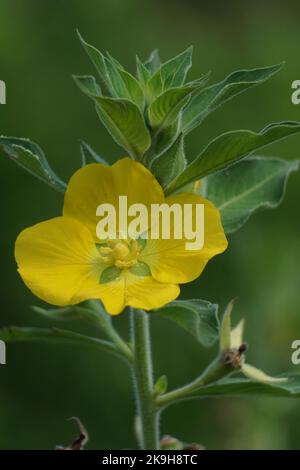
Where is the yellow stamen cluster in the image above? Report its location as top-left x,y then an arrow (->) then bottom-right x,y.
99,239 -> 141,269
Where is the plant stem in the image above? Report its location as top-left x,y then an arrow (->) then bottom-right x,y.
87,300 -> 133,363
130,308 -> 159,450
156,355 -> 231,408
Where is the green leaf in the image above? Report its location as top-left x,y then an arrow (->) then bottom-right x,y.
0,136 -> 66,192
159,46 -> 193,89
165,121 -> 300,194
206,156 -> 299,233
117,69 -> 145,110
145,47 -> 193,101
181,63 -> 283,134
148,86 -> 195,130
32,301 -> 111,331
154,375 -> 168,396
95,96 -> 151,159
186,373 -> 300,399
0,326 -> 122,358
80,140 -> 108,165
73,74 -> 102,98
150,133 -> 186,187
106,51 -> 125,70
136,55 -> 151,86
144,49 -> 161,74
156,299 -> 219,347
146,71 -> 163,102
77,31 -> 115,95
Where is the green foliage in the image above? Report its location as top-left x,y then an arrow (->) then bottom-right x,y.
73,74 -> 102,97
150,133 -> 186,187
95,96 -> 151,159
148,86 -> 195,130
187,374 -> 300,399
0,136 -> 66,192
205,156 -> 299,233
181,63 -> 283,134
0,326 -> 123,359
165,121 -> 300,194
74,38 -> 299,242
155,299 -> 219,347
80,140 -> 108,165
33,301 -> 111,330
154,375 -> 168,396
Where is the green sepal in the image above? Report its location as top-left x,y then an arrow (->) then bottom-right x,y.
129,262 -> 151,277
100,266 -> 121,284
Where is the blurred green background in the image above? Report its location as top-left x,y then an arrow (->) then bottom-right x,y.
1,0 -> 300,450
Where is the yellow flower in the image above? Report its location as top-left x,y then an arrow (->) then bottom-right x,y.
15,158 -> 227,315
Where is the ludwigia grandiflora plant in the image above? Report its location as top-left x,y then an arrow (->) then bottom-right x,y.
1,33 -> 300,449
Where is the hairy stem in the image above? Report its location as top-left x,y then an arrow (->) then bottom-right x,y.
130,308 -> 159,450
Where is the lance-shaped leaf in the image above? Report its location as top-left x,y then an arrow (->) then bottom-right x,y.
159,46 -> 193,89
181,63 -> 283,134
32,300 -> 112,332
144,49 -> 161,74
150,133 -> 186,187
0,326 -> 122,358
80,140 -> 108,166
146,48 -> 193,101
155,299 -> 219,347
77,32 -> 144,110
205,156 -> 299,233
73,75 -> 101,98
136,55 -> 151,87
186,374 -> 300,399
95,96 -> 151,159
165,121 -> 300,194
77,31 -> 115,95
0,137 -> 66,192
148,86 -> 196,131
116,69 -> 145,111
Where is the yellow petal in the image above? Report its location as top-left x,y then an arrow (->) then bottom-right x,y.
100,271 -> 179,315
140,192 -> 228,284
15,216 -> 107,306
63,158 -> 164,239
125,271 -> 180,311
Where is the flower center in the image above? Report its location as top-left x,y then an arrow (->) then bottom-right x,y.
98,238 -> 141,269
